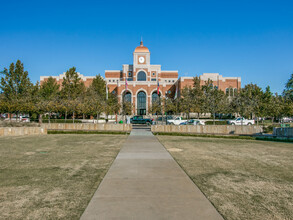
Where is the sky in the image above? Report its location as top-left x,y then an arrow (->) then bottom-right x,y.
0,0 -> 292,94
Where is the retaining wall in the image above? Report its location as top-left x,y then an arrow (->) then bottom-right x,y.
42,123 -> 132,132
0,127 -> 47,136
273,127 -> 293,137
151,125 -> 263,135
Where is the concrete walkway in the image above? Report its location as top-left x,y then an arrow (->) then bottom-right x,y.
81,127 -> 223,220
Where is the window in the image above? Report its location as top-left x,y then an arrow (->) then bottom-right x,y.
229,88 -> 233,96
109,80 -> 111,82
172,80 -> 175,82
151,79 -> 156,81
226,88 -> 229,95
152,92 -> 160,105
128,72 -> 132,77
123,91 -> 131,103
137,71 -> 146,81
152,72 -> 155,76
168,80 -> 171,83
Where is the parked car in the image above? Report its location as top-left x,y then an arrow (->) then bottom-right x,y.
227,117 -> 255,125
130,116 -> 153,125
179,119 -> 205,125
281,117 -> 293,123
21,116 -> 30,123
4,116 -> 30,122
167,117 -> 187,125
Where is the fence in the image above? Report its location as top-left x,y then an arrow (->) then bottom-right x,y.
273,127 -> 293,137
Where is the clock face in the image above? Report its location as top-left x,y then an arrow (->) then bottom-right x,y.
138,56 -> 145,63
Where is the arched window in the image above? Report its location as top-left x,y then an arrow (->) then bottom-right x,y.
123,91 -> 131,103
226,88 -> 229,96
137,71 -> 146,81
229,88 -> 233,97
152,92 -> 160,105
234,88 -> 237,96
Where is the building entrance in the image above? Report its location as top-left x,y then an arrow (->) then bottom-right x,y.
137,91 -> 146,115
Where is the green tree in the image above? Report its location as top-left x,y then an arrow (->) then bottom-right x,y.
192,76 -> 204,119
104,93 -> 120,121
283,73 -> 293,101
0,60 -> 33,119
261,86 -> 273,122
202,79 -> 226,125
180,86 -> 194,119
39,77 -> 60,100
60,67 -> 85,121
87,75 -> 107,119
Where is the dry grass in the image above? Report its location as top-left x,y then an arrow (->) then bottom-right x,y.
0,134 -> 127,220
158,136 -> 293,220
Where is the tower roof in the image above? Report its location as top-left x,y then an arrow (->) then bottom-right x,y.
134,40 -> 149,53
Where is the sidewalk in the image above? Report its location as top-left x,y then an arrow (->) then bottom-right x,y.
80,127 -> 223,220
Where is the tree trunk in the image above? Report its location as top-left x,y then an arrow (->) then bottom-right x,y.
213,112 -> 215,125
48,113 -> 51,124
257,117 -> 259,126
83,113 -> 85,120
38,114 -> 43,124
65,110 -> 67,122
73,112 -> 75,123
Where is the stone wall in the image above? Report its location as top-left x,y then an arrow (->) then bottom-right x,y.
42,123 -> 132,132
0,127 -> 47,136
151,125 -> 263,135
273,127 -> 293,137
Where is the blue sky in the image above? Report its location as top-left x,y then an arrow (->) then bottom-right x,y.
0,0 -> 292,94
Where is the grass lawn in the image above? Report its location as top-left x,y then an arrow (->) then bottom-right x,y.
0,134 -> 127,219
158,136 -> 293,220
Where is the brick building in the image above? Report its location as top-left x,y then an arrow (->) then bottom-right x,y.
40,41 -> 241,115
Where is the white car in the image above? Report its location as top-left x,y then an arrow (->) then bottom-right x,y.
228,117 -> 255,125
167,117 -> 187,125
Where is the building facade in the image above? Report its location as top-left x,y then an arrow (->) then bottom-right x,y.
40,41 -> 241,115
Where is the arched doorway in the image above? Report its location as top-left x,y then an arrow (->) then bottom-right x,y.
137,91 -> 146,115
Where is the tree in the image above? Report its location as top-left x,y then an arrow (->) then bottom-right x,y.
261,86 -> 273,122
104,93 -> 120,121
202,79 -> 226,125
180,86 -> 194,119
60,67 -> 85,121
87,75 -> 107,119
283,73 -> 293,101
192,76 -> 204,119
0,60 -> 33,119
39,77 -> 60,100
88,74 -> 106,99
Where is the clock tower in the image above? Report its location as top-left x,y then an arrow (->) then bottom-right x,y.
133,40 -> 150,68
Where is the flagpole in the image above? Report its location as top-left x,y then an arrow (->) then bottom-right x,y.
106,82 -> 108,100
